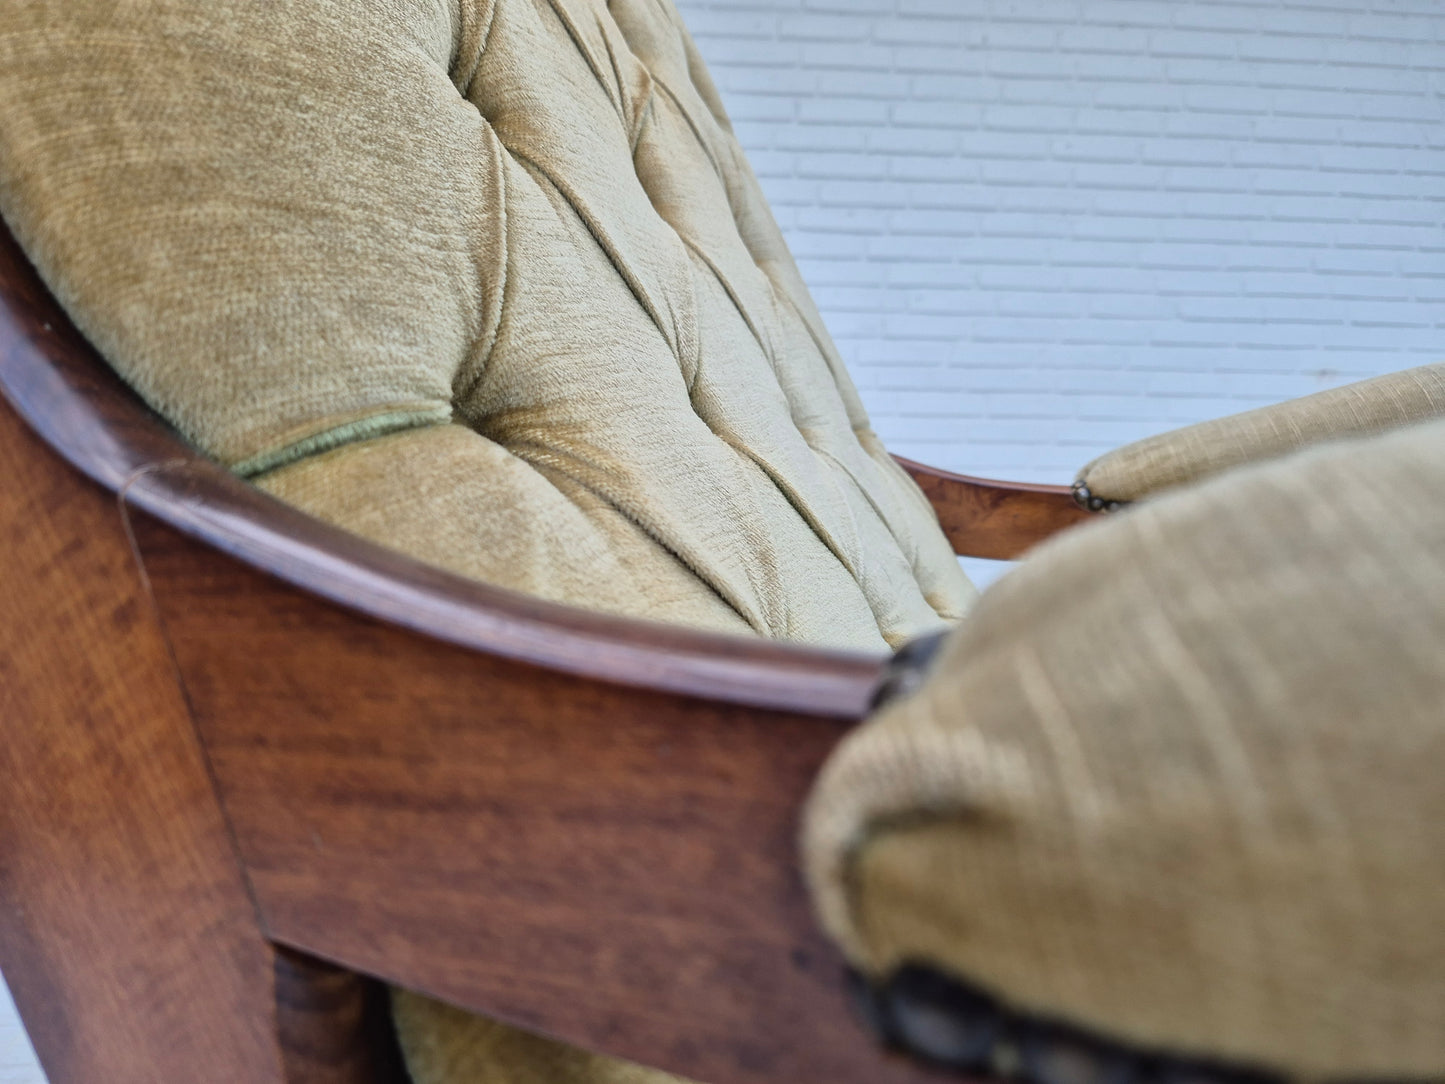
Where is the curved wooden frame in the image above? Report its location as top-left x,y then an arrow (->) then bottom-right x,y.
0,219 -> 1087,1084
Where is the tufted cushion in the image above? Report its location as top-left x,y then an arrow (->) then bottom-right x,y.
804,418 -> 1445,1081
0,2 -> 977,1081
0,0 -> 973,655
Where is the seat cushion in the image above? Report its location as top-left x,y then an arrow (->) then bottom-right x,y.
0,0 -> 973,653
804,418 -> 1445,1081
392,990 -> 693,1084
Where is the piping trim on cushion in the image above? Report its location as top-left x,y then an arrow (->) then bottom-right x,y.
233,405 -> 455,479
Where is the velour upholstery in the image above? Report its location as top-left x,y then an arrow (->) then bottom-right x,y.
392,993 -> 691,1084
0,0 -> 978,1081
1076,362 -> 1445,504
0,0 -> 975,658
805,417 -> 1445,1082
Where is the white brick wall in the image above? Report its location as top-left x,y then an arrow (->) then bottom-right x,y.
0,980 -> 40,1084
676,0 -> 1445,484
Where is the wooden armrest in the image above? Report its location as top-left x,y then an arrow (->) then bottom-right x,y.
895,457 -> 1092,560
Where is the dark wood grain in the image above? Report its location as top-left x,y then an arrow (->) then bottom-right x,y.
897,457 -> 1092,561
275,949 -> 410,1084
128,501 -> 961,1084
0,389 -> 416,1084
0,389 -> 284,1082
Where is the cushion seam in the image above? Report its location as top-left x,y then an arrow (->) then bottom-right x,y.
234,405 -> 453,478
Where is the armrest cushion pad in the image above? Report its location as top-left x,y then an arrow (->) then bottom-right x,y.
1076,362 -> 1445,503
806,417 -> 1445,1080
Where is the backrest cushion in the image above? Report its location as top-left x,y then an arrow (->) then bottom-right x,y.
0,0 -> 974,650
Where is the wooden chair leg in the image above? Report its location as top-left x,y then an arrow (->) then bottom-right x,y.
0,394 -> 401,1083
275,949 -> 409,1084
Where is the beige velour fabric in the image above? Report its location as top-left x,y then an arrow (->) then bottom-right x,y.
805,417 -> 1445,1081
0,0 -> 974,656
0,1 -> 978,1082
391,993 -> 694,1084
1076,362 -> 1445,503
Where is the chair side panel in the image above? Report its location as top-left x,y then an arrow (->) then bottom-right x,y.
0,397 -> 283,1082
128,510 -> 961,1084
